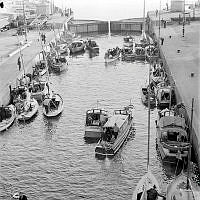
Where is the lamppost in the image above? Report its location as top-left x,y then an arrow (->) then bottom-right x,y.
182,0 -> 185,37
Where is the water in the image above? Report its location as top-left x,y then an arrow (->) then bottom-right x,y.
0,35 -> 198,199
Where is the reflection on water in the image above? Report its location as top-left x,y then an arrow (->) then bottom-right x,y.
0,34 -> 199,199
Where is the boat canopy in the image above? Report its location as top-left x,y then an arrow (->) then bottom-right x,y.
159,116 -> 186,129
103,114 -> 128,128
86,108 -> 107,115
160,126 -> 188,138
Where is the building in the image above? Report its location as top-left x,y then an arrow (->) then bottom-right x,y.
171,0 -> 185,12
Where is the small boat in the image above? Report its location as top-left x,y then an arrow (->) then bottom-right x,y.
58,43 -> 69,55
156,108 -> 189,163
141,85 -> 156,108
150,65 -> 165,86
51,56 -> 68,73
134,46 -> 146,61
84,108 -> 109,139
123,35 -> 134,48
0,104 -> 16,132
29,80 -> 47,101
16,95 -> 39,121
95,105 -> 133,158
166,173 -> 199,200
85,39 -> 99,52
145,45 -> 159,61
121,47 -> 135,62
34,60 -> 47,76
156,83 -> 172,109
104,47 -> 121,64
68,40 -> 85,54
132,169 -> 163,200
42,93 -> 64,117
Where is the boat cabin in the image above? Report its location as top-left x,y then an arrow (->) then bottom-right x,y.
85,109 -> 108,127
43,94 -> 60,114
124,36 -> 133,43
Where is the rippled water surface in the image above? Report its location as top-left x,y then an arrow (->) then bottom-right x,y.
0,35 -> 198,200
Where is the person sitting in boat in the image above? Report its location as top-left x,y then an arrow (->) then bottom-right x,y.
19,192 -> 28,200
147,185 -> 166,200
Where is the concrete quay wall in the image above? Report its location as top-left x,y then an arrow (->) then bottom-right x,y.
148,11 -> 200,169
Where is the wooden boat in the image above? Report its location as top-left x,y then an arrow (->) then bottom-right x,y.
0,104 -> 16,132
42,93 -> 64,117
145,45 -> 159,61
29,80 -> 47,101
156,84 -> 172,109
104,47 -> 121,64
68,40 -> 85,54
51,56 -> 68,73
95,104 -> 133,158
141,85 -> 156,108
84,108 -> 109,139
121,47 -> 135,62
123,35 -> 134,48
85,39 -> 99,52
132,169 -> 163,200
34,60 -> 47,76
166,99 -> 200,200
16,92 -> 39,121
156,108 -> 189,163
134,46 -> 146,61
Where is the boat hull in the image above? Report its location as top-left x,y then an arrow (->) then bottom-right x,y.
84,126 -> 103,139
95,117 -> 133,158
0,105 -> 16,132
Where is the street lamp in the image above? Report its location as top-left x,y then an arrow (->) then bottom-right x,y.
182,0 -> 185,37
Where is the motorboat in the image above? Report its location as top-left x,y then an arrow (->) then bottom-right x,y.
95,104 -> 133,158
104,47 -> 121,64
145,45 -> 159,61
84,108 -> 109,139
156,108 -> 189,163
156,83 -> 172,109
0,104 -> 16,132
68,40 -> 85,54
134,46 -> 145,61
42,93 -> 64,117
121,47 -> 135,62
51,56 -> 68,73
123,35 -> 134,48
85,39 -> 99,53
34,60 -> 47,76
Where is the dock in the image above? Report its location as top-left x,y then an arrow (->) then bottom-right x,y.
148,8 -> 200,169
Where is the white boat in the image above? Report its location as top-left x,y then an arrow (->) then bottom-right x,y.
104,47 -> 121,64
68,40 -> 85,54
85,39 -> 99,52
141,85 -> 156,108
95,105 -> 133,158
0,104 -> 16,132
17,98 -> 39,121
42,93 -> 64,117
84,108 -> 109,139
123,35 -> 134,48
156,108 -> 189,163
132,169 -> 163,200
166,173 -> 199,200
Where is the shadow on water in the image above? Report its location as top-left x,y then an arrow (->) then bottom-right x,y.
84,137 -> 99,144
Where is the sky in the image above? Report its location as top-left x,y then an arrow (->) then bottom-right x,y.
53,0 -> 196,20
